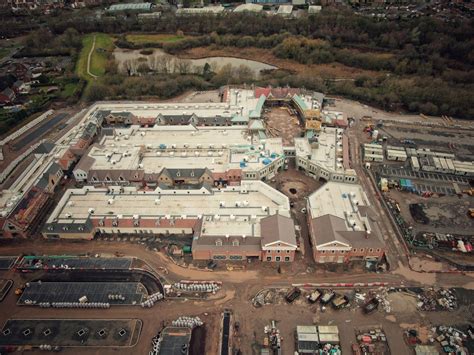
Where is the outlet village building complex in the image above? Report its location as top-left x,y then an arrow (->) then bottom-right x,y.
1,87 -> 386,264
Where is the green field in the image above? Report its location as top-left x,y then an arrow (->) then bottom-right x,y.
76,33 -> 115,80
0,48 -> 10,60
126,34 -> 187,45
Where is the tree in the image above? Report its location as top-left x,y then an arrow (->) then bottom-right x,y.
203,62 -> 212,80
84,83 -> 110,102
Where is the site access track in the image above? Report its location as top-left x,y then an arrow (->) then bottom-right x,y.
0,240 -> 472,290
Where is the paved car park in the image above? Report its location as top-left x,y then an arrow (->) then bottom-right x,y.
18,281 -> 147,305
0,319 -> 142,347
18,256 -> 133,270
379,166 -> 469,184
0,256 -> 18,270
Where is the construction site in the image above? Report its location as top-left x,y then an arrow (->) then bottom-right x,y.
0,88 -> 472,354
357,109 -> 474,271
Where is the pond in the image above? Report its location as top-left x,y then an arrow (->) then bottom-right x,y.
113,48 -> 277,77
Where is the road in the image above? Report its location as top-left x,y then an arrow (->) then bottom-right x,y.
0,240 -> 472,355
87,35 -> 98,79
346,118 -> 410,269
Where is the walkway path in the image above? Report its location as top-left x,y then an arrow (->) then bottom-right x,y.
86,35 -> 98,79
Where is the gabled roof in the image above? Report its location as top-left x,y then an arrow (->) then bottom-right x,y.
311,214 -> 384,249
311,214 -> 351,248
161,168 -> 209,179
231,114 -> 249,123
248,119 -> 265,130
261,214 -> 297,248
292,94 -> 308,110
33,141 -> 55,154
45,162 -> 62,175
249,95 -> 266,118
74,155 -> 96,173
43,219 -> 93,234
1,88 -> 15,99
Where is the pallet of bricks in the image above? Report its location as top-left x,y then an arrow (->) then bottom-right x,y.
352,325 -> 390,355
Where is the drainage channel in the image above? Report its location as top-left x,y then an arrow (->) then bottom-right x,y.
220,311 -> 230,355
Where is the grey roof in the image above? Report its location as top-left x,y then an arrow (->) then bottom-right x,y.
43,219 -> 93,234
35,176 -> 49,190
108,111 -> 133,119
45,162 -> 62,175
1,88 -> 15,99
311,214 -> 383,248
260,214 -> 297,247
81,122 -> 97,140
33,141 -> 55,154
192,235 -> 261,253
312,92 -> 324,106
74,154 -> 96,173
157,114 -> 229,126
108,2 -> 152,12
35,163 -> 62,190
162,168 -> 208,179
95,110 -> 111,119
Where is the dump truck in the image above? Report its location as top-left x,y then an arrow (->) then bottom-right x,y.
320,290 -> 336,305
332,294 -> 349,309
285,287 -> 301,303
307,290 -> 321,304
363,298 -> 380,314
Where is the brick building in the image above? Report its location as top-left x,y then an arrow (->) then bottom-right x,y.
307,182 -> 385,264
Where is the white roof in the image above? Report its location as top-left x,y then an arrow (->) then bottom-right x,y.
277,5 -> 293,14
46,181 -> 290,238
234,3 -> 263,12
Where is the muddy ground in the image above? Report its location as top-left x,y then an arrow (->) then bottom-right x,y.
387,190 -> 474,235
264,106 -> 303,146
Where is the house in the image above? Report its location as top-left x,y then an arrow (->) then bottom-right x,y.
58,149 -> 78,171
0,88 -> 16,105
1,187 -> 51,238
35,162 -> 64,193
12,80 -> 30,95
260,214 -> 297,262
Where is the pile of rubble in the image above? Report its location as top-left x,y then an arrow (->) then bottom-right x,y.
263,321 -> 282,353
432,326 -> 469,354
354,328 -> 389,354
354,287 -> 391,313
416,288 -> 457,311
320,344 -> 341,355
252,289 -> 276,307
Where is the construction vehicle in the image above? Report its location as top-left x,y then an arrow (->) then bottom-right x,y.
15,284 -> 25,295
463,188 -> 474,196
285,287 -> 301,303
468,208 -> 474,218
